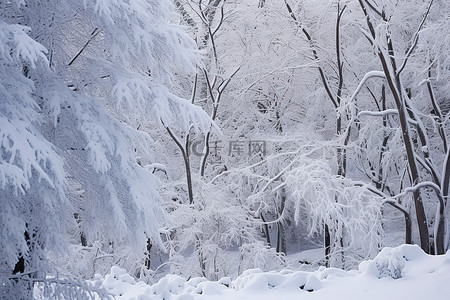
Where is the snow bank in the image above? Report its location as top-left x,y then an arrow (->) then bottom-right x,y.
92,245 -> 450,299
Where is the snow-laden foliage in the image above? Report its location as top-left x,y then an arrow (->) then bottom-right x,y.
162,181 -> 285,280
286,157 -> 384,266
36,0 -> 212,132
0,18 -> 68,273
0,0 -> 213,297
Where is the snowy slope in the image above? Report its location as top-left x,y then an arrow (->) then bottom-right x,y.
86,244 -> 450,300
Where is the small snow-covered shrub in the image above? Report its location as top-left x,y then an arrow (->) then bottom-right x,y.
359,244 -> 425,279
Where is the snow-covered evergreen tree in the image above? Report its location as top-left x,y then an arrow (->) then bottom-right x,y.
0,0 -> 212,296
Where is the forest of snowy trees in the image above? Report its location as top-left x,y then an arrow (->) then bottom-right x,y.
1,0 -> 449,298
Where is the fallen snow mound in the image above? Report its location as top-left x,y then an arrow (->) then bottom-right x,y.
94,244 -> 450,299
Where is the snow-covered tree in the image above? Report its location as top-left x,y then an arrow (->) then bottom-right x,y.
0,0 -> 212,296
0,16 -> 69,297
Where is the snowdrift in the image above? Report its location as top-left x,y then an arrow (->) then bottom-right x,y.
43,244 -> 450,299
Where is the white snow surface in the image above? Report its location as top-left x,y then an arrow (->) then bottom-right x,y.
90,244 -> 450,299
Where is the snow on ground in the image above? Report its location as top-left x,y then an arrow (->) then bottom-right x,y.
86,244 -> 450,300
285,247 -> 326,271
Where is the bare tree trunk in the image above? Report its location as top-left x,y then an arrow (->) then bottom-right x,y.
260,213 -> 271,247
276,187 -> 287,255
166,128 -> 194,204
439,148 -> 450,252
276,221 -> 287,255
144,239 -> 152,269
385,201 -> 412,244
324,224 -> 331,267
444,150 -> 450,252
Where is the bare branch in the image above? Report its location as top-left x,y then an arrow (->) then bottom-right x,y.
397,0 -> 434,76
426,66 -> 448,153
284,0 -> 338,108
68,28 -> 101,66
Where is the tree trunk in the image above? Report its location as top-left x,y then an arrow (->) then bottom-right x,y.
276,187 -> 287,255
145,239 -> 152,269
260,213 -> 271,247
166,128 -> 194,204
276,221 -> 287,255
324,224 -> 331,267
